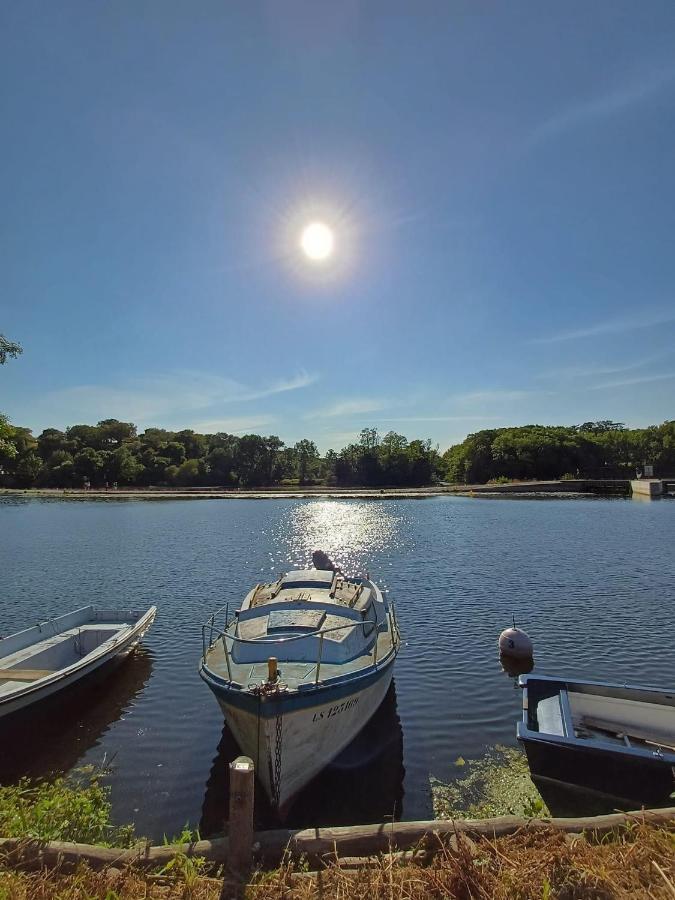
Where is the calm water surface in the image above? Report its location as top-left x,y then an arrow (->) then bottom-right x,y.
1,495 -> 674,837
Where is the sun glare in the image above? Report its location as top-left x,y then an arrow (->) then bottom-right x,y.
300,222 -> 334,261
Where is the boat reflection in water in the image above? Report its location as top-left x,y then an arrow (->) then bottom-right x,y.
500,653 -> 534,680
200,680 -> 404,835
0,647 -> 153,782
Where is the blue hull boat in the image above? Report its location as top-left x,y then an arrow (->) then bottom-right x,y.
517,674 -> 675,804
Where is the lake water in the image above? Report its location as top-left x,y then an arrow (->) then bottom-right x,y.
1,494 -> 674,838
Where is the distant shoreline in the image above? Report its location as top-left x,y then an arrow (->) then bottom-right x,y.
0,486 -> 448,500
0,479 -> 633,501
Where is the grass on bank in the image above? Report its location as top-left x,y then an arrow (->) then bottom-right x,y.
0,758 -> 673,898
0,823 -> 673,898
0,769 -> 137,848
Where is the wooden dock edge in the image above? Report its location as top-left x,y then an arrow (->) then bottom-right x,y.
1,807 -> 674,873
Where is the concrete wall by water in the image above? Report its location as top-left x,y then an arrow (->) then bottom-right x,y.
630,479 -> 663,497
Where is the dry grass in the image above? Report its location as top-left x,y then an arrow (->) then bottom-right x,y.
0,823 -> 673,899
0,864 -> 225,899
248,823 -> 675,900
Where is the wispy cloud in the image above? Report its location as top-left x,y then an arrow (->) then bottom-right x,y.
453,389 -> 537,404
536,357 -> 661,381
530,64 -> 675,143
44,369 -> 317,426
530,311 -> 675,345
306,397 -> 386,419
256,371 -> 318,399
377,415 -> 503,423
591,372 -> 675,390
187,415 -> 276,434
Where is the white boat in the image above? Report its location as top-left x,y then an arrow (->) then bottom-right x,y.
0,606 -> 156,720
199,568 -> 401,811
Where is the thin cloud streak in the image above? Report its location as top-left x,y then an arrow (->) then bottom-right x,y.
591,372 -> 675,390
531,311 -> 675,344
307,398 -> 387,419
453,389 -> 538,404
44,370 -> 318,425
377,415 -> 503,423
530,64 -> 675,143
187,415 -> 275,434
536,356 -> 662,380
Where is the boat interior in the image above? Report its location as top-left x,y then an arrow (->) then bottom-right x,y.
0,607 -> 144,693
203,570 -> 397,690
532,679 -> 675,754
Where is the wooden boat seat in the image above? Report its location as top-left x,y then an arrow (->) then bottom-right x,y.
0,668 -> 54,682
536,694 -> 566,736
579,715 -> 675,751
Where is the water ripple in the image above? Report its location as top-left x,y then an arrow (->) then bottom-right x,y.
0,495 -> 673,836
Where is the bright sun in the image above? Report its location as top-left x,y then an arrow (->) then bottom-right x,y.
300,222 -> 334,261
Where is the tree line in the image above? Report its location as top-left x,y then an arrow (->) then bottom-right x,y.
0,415 -> 673,489
442,421 -> 675,483
0,418 -> 441,488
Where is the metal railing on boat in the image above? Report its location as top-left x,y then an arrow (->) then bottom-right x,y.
201,603 -> 400,687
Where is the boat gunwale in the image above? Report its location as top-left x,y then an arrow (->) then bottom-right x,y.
517,675 -> 675,764
199,646 -> 397,716
518,673 -> 675,699
0,605 -> 157,704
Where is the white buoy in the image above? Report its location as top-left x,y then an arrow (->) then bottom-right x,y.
498,621 -> 533,660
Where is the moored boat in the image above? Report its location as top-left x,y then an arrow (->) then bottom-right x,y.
199,568 -> 401,811
517,674 -> 675,804
0,606 -> 156,720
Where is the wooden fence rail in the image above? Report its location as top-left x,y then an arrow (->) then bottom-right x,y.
1,807 -> 674,874
1,756 -> 674,876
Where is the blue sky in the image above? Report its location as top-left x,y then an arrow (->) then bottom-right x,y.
1,1 -> 674,452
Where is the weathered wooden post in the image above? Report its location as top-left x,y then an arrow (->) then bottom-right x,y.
228,756 -> 255,875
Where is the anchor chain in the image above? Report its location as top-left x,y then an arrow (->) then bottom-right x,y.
252,682 -> 286,810
272,711 -> 283,809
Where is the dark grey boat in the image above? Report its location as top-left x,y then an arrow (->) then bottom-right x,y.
517,674 -> 675,804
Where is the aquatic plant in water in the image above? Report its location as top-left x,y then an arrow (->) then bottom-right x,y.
430,745 -> 550,819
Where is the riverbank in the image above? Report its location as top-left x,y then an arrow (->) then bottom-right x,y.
1,817 -> 674,898
0,479 -> 634,501
1,771 -> 674,898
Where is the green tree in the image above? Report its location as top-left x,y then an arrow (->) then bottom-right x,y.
174,458 -> 204,486
235,434 -> 285,485
165,464 -> 179,484
0,335 -> 22,365
294,439 -> 320,484
381,431 -> 409,484
359,428 -> 379,450
40,450 -> 76,487
323,449 -> 338,483
163,441 -> 187,466
139,428 -> 175,449
0,414 -> 17,462
97,419 -> 137,447
577,421 -> 626,433
74,448 -> 106,484
37,429 -> 73,460
15,452 -> 42,487
207,447 -> 238,485
105,447 -> 142,484
174,430 -> 208,459
67,424 -> 103,450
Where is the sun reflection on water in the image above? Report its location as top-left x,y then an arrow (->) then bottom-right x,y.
268,501 -> 402,578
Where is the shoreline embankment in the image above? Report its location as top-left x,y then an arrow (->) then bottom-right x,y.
0,479 -> 636,501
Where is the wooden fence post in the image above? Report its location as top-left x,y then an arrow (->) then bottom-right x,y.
228,756 -> 255,875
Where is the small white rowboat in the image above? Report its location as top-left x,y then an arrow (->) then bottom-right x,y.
0,606 -> 156,720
